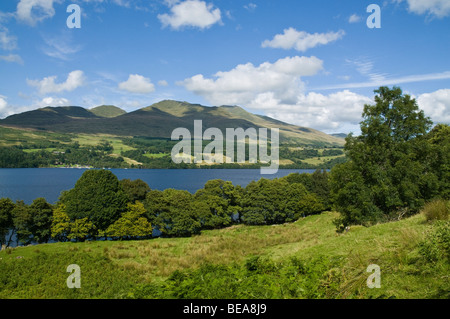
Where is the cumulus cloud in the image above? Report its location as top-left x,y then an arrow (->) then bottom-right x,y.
118,74 -> 155,94
16,0 -> 62,26
417,89 -> 450,124
256,90 -> 372,133
39,96 -> 70,107
262,28 -> 345,52
397,0 -> 450,18
180,56 -> 323,106
27,70 -> 85,95
179,55 -> 376,132
158,0 -> 221,30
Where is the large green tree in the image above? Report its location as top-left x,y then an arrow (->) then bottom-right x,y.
12,200 -> 32,245
145,189 -> 204,237
28,197 -> 53,243
241,178 -> 312,225
330,86 -> 435,229
103,202 -> 152,239
59,169 -> 129,232
119,178 -> 151,203
193,179 -> 243,229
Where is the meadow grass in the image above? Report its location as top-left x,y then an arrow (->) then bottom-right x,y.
0,211 -> 448,299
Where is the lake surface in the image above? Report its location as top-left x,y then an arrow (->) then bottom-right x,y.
0,168 -> 317,204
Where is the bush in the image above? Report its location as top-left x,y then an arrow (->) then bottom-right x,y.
418,220 -> 450,263
422,199 -> 449,222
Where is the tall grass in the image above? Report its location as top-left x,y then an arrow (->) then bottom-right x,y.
422,199 -> 449,222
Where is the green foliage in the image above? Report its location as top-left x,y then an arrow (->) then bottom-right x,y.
193,179 -> 242,228
0,198 -> 15,247
0,249 -> 139,298
103,202 -> 152,239
422,199 -> 449,222
130,255 -> 340,299
418,220 -> 450,263
241,178 -> 311,225
28,198 -> 53,244
59,170 -> 129,232
119,179 -> 151,203
330,86 -> 443,229
67,218 -> 96,242
12,201 -> 33,245
297,193 -> 325,216
145,189 -> 203,237
283,170 -> 331,210
51,204 -> 70,242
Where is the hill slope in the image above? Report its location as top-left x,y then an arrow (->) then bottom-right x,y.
89,105 -> 126,118
0,100 -> 344,146
0,211 -> 447,299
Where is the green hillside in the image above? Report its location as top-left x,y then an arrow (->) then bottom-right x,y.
0,210 -> 447,299
89,105 -> 127,118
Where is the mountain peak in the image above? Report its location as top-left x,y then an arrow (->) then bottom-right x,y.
90,105 -> 126,118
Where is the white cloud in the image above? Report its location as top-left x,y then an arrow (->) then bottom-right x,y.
180,56 -> 324,106
0,54 -> 23,64
261,28 -> 345,52
244,3 -> 257,12
158,80 -> 169,86
16,0 -> 61,26
417,89 -> 450,124
0,95 -> 8,117
348,14 -> 361,23
118,74 -> 155,94
0,27 -> 18,50
257,90 -> 372,133
27,70 -> 85,95
158,0 -> 221,30
39,96 -> 70,107
397,0 -> 450,18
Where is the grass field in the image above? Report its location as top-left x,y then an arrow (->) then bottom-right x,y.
0,211 -> 447,299
73,134 -> 136,155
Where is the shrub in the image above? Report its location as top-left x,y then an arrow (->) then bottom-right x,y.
418,220 -> 450,263
422,199 -> 449,222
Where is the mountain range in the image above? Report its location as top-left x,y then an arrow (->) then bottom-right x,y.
0,100 -> 344,146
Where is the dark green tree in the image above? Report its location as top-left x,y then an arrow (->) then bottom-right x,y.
241,178 -> 309,225
59,170 -> 129,232
145,189 -> 203,237
0,198 -> 15,248
119,178 -> 151,203
330,86 -> 434,229
12,200 -> 32,245
28,197 -> 53,243
193,179 -> 242,229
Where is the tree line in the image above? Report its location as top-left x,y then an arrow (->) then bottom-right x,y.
0,169 -> 331,247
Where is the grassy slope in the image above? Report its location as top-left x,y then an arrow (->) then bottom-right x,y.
89,105 -> 127,118
0,211 -> 447,299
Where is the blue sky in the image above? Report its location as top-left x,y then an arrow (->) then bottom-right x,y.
0,0 -> 449,134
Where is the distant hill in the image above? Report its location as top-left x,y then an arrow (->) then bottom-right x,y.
89,105 -> 126,118
0,100 -> 344,147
